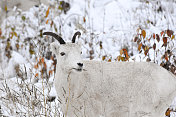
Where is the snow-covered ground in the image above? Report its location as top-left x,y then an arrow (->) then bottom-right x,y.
0,0 -> 176,116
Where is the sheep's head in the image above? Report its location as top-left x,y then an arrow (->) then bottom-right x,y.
43,31 -> 83,73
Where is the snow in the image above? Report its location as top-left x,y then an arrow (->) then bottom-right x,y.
0,0 -> 176,116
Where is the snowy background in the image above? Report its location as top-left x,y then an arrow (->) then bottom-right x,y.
0,0 -> 176,116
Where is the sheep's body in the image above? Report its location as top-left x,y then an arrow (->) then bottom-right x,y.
43,32 -> 176,117
55,60 -> 176,117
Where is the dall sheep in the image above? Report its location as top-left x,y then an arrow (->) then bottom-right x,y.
43,31 -> 176,117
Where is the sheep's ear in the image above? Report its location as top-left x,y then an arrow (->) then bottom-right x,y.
50,42 -> 60,55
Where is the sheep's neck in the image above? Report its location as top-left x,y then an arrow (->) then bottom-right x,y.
56,64 -> 70,81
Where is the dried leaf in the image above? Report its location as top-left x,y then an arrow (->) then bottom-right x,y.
156,34 -> 160,42
21,44 -> 23,48
153,43 -> 156,50
137,39 -> 141,45
83,17 -> 86,23
51,56 -> 54,60
40,29 -> 43,37
44,62 -> 47,69
100,41 -> 103,49
171,35 -> 175,40
142,30 -> 146,38
153,33 -> 155,39
6,42 -> 11,50
123,49 -> 129,60
120,49 -> 123,55
34,64 -> 38,69
11,28 -> 15,32
160,31 -> 164,36
38,58 -> 42,65
49,70 -> 53,76
108,59 -> 111,62
147,36 -> 152,42
89,50 -> 94,55
165,53 -> 168,61
50,20 -> 54,27
45,7 -> 50,18
126,56 -> 129,61
58,5 -> 63,10
5,5 -> 7,12
58,1 -> 64,10
54,24 -> 58,32
14,32 -> 17,37
21,16 -> 26,21
138,43 -> 142,51
102,56 -> 106,61
144,46 -> 149,51
53,59 -> 57,66
29,49 -> 35,55
144,49 -> 149,56
163,37 -> 167,44
117,56 -> 121,61
46,19 -> 49,24
120,57 -> 125,61
134,36 -> 138,42
165,108 -> 171,116
35,73 -> 39,78
166,29 -> 174,37
143,46 -> 149,56
41,57 -> 45,63
16,44 -> 19,50
147,20 -> 150,24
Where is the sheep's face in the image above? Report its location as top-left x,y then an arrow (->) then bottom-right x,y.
50,42 -> 83,73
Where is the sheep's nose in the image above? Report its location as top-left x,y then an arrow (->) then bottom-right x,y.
77,63 -> 83,67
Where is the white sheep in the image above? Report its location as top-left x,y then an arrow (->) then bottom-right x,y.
43,31 -> 176,117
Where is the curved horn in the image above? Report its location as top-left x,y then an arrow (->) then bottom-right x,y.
43,32 -> 66,44
72,31 -> 81,43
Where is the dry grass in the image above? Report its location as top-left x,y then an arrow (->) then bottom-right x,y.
0,76 -> 61,117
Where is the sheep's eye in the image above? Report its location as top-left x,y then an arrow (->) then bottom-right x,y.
60,52 -> 65,56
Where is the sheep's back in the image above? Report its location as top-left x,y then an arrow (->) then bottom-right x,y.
82,61 -> 176,116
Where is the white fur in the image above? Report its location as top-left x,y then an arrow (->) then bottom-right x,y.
51,41 -> 176,117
